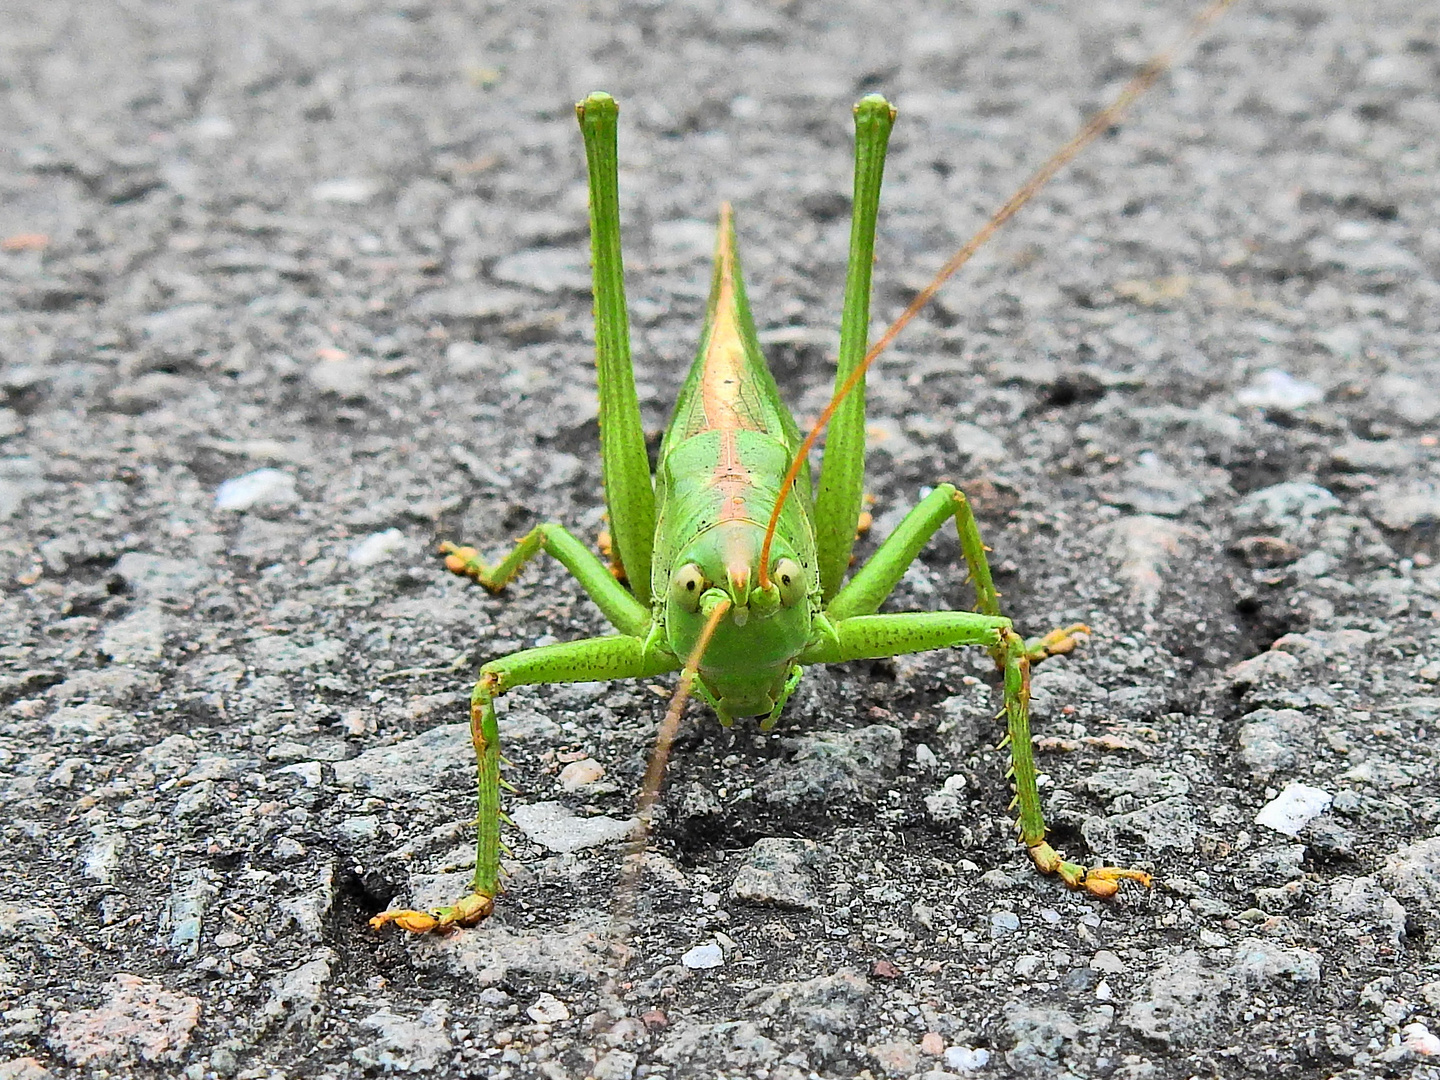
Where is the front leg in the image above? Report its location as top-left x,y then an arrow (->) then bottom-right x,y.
439,520 -> 650,639
827,482 -> 1093,669
371,634 -> 680,934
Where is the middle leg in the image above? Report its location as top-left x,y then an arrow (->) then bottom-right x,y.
827,483 -> 1087,661
371,632 -> 680,934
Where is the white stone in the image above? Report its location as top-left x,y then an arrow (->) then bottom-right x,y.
1237,369 -> 1323,410
354,1002 -> 450,1073
1254,782 -> 1332,836
680,943 -> 724,970
1402,1022 -> 1440,1056
509,802 -> 639,854
215,468 -> 297,511
525,993 -> 570,1024
311,177 -> 379,204
278,762 -> 323,788
348,528 -> 408,566
1090,950 -> 1126,974
593,1049 -> 638,1080
944,1045 -> 991,1071
83,835 -> 124,883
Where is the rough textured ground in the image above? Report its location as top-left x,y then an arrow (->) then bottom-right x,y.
2,0 -> 1439,1077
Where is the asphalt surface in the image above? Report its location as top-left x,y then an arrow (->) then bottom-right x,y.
1,0 -> 1438,1078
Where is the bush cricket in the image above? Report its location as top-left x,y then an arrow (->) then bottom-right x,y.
371,0 -> 1239,935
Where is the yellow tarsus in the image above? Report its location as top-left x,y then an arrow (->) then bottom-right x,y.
369,891 -> 495,934
1026,841 -> 1153,900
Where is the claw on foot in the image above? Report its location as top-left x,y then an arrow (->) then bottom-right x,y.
369,892 -> 495,934
439,541 -> 484,579
855,508 -> 873,540
1026,624 -> 1091,663
1027,841 -> 1151,899
597,528 -> 629,583
439,542 -> 507,595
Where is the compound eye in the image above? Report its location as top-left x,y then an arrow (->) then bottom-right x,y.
773,558 -> 805,607
669,563 -> 709,613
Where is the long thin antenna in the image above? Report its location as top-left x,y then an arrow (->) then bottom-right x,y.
758,0 -> 1240,576
609,597 -> 733,949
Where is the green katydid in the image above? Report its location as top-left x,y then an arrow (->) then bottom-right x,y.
371,0 -> 1238,935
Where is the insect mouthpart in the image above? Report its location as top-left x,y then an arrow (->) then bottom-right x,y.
726,560 -> 751,625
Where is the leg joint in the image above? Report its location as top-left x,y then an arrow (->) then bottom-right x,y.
476,668 -> 504,698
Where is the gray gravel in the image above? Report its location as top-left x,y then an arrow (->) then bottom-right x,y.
3,0 -> 1440,1077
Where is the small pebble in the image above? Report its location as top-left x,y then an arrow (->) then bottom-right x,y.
311,177 -> 379,203
1090,950 -> 1126,974
335,816 -> 378,842
558,758 -> 605,790
492,247 -> 592,294
445,341 -> 495,375
950,422 -> 1007,463
729,837 -> 824,911
680,943 -> 724,970
991,910 -> 1020,935
354,1003 -> 451,1072
1103,453 -> 1205,516
271,837 -> 306,861
924,774 -> 970,824
50,974 -> 201,1067
1237,369 -> 1323,410
525,993 -> 570,1024
509,801 -> 639,854
1331,438 -> 1417,473
1255,782 -> 1333,837
944,1045 -> 991,1071
1238,708 -> 1317,780
1370,372 -> 1440,427
1366,483 -> 1440,532
592,1049 -> 638,1080
347,528 -> 407,566
1402,1022 -> 1440,1056
308,355 -> 372,400
215,468 -> 298,511
1234,482 -> 1340,535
